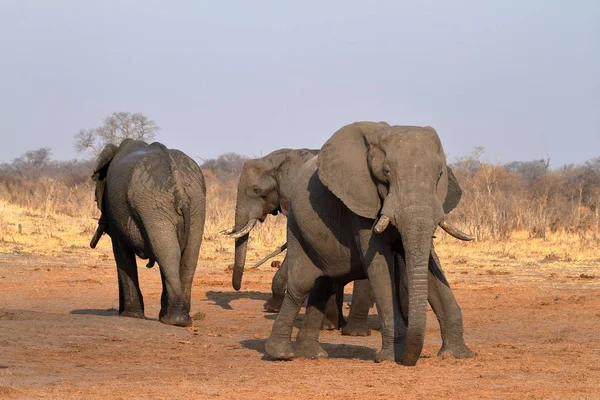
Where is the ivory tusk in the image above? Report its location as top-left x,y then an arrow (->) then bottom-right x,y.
373,215 -> 390,234
227,219 -> 258,239
251,243 -> 288,269
219,226 -> 235,235
438,220 -> 475,241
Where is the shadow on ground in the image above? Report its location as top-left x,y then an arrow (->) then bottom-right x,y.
262,312 -> 381,331
70,308 -> 119,316
205,290 -> 271,310
240,339 -> 376,361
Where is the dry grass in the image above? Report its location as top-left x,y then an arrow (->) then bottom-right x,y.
2,195 -> 600,273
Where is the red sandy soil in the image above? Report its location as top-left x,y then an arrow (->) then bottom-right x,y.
1,251 -> 599,399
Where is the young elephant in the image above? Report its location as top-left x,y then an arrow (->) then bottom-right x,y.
266,122 -> 474,366
90,139 -> 206,327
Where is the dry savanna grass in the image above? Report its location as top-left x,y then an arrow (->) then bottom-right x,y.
2,195 -> 599,274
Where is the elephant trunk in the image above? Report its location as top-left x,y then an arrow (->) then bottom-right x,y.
232,206 -> 252,291
397,207 -> 435,366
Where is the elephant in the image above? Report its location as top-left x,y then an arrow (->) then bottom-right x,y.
220,148 -> 318,311
89,139 -> 206,327
265,121 -> 475,366
221,148 -> 374,333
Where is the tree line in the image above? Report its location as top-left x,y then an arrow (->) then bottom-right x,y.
1,112 -> 598,240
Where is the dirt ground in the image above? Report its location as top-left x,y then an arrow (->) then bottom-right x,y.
1,241 -> 599,400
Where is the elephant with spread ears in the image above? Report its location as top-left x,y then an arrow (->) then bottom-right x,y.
89,139 -> 206,327
265,121 -> 475,366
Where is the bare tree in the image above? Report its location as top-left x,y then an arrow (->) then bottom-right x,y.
74,112 -> 160,157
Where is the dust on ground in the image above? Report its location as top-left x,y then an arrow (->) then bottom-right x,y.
1,244 -> 599,400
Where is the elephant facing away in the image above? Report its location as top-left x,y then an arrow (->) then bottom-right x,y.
266,122 -> 474,366
220,148 -> 318,310
90,139 -> 206,327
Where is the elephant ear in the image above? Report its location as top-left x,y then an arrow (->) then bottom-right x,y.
92,144 -> 119,182
443,166 -> 462,214
426,126 -> 461,215
317,122 -> 387,219
92,144 -> 118,213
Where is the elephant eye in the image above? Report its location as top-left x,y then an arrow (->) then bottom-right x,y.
252,187 -> 261,195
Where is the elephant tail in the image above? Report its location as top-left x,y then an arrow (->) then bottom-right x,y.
176,202 -> 191,255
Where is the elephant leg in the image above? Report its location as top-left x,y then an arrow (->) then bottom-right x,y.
144,223 -> 190,327
357,236 -> 405,362
295,276 -> 334,359
266,245 -> 322,360
111,238 -> 145,319
397,250 -> 475,359
321,285 -> 343,330
264,256 -> 289,312
342,279 -> 373,336
179,226 -> 204,315
427,249 -> 475,359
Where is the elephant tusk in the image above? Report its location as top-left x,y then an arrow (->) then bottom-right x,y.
251,243 -> 288,269
227,219 -> 258,239
373,215 -> 390,234
219,226 -> 235,235
438,220 -> 475,241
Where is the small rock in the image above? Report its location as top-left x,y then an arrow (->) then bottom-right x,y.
271,260 -> 281,269
192,311 -> 206,321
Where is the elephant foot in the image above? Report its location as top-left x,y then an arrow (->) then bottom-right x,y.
320,317 -> 337,331
438,342 -> 475,359
341,320 -> 371,336
119,310 -> 145,319
263,295 -> 284,313
159,312 -> 192,327
294,340 -> 328,359
375,344 -> 404,363
265,336 -> 294,360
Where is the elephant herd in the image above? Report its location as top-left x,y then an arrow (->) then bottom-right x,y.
89,121 -> 475,366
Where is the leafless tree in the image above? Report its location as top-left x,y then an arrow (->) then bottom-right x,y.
73,112 -> 160,157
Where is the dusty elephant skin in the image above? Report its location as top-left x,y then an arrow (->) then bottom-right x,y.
223,148 -> 376,332
265,122 -> 474,366
90,139 -> 206,327
220,149 -> 316,309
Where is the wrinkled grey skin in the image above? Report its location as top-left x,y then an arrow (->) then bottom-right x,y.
228,148 -> 318,304
90,139 -> 206,327
227,148 -> 375,333
265,122 -> 474,366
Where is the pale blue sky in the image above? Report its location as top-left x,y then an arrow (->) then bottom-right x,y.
0,1 -> 598,166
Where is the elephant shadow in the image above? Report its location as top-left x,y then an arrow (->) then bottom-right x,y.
70,308 -> 119,317
205,290 -> 271,310
69,308 -> 159,321
240,339 -> 376,361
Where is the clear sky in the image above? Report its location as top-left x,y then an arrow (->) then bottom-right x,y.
0,1 -> 598,167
